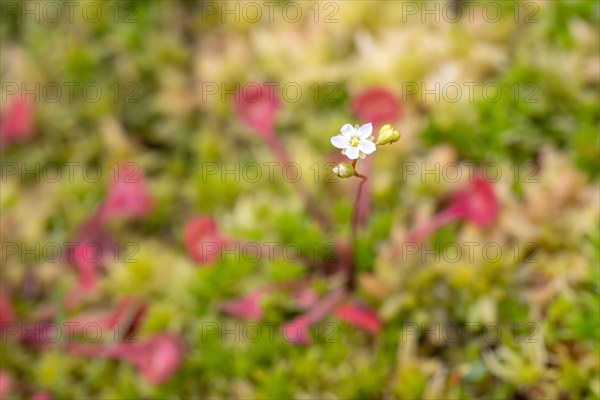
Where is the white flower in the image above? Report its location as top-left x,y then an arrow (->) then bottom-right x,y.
331,123 -> 377,160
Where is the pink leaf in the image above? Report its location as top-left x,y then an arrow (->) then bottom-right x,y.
0,292 -> 15,329
72,241 -> 98,291
234,82 -> 280,140
335,302 -> 382,335
282,316 -> 311,345
184,217 -> 227,265
32,392 -> 53,400
66,334 -> 184,386
407,175 -> 499,242
449,175 -> 499,227
0,94 -> 34,150
100,164 -> 154,221
221,292 -> 264,320
351,88 -> 401,128
0,370 -> 11,398
134,334 -> 185,385
294,287 -> 319,309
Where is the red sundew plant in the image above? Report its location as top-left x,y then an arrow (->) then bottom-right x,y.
64,297 -> 146,341
67,334 -> 184,386
0,94 -> 34,150
0,292 -> 15,329
184,216 -> 229,265
335,302 -> 382,335
407,175 -> 499,243
64,215 -> 117,303
31,392 -> 52,400
0,371 -> 11,398
99,164 -> 154,222
351,88 -> 401,129
220,291 -> 265,320
234,82 -> 280,141
449,175 -> 499,227
234,83 -> 330,227
21,296 -> 180,386
71,241 -> 99,291
64,166 -> 154,304
20,298 -> 146,350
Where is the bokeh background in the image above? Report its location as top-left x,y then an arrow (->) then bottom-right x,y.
1,1 -> 599,399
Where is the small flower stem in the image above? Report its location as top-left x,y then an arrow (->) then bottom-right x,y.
350,160 -> 368,239
356,156 -> 373,226
347,160 -> 368,290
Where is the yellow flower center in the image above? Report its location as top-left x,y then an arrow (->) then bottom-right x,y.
350,137 -> 360,147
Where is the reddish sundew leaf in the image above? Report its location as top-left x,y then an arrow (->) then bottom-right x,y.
67,334 -> 184,386
351,87 -> 400,128
184,216 -> 228,265
408,175 -> 499,242
282,316 -> 312,345
0,370 -> 11,398
234,82 -> 280,141
0,94 -> 34,150
221,292 -> 264,320
449,175 -> 499,227
0,292 -> 15,330
32,392 -> 53,400
335,302 -> 382,335
99,164 -> 154,221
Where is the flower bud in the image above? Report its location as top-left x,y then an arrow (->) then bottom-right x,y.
333,163 -> 355,178
375,124 -> 401,146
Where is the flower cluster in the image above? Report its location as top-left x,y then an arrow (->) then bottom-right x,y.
331,122 -> 401,177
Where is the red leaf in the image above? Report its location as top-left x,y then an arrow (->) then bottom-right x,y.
234,82 -> 280,140
351,88 -> 401,128
184,217 -> 227,265
100,164 -> 154,221
335,302 -> 381,335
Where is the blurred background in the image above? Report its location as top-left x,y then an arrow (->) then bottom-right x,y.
1,1 -> 599,399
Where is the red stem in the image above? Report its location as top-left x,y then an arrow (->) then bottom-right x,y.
66,341 -> 140,362
303,286 -> 347,325
405,207 -> 459,243
356,156 -> 373,226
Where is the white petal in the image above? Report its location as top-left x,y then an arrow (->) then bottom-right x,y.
331,135 -> 349,149
340,124 -> 356,138
345,146 -> 360,160
357,123 -> 373,139
358,140 -> 376,155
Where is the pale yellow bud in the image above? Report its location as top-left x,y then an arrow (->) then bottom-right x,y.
333,163 -> 355,178
375,124 -> 401,146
